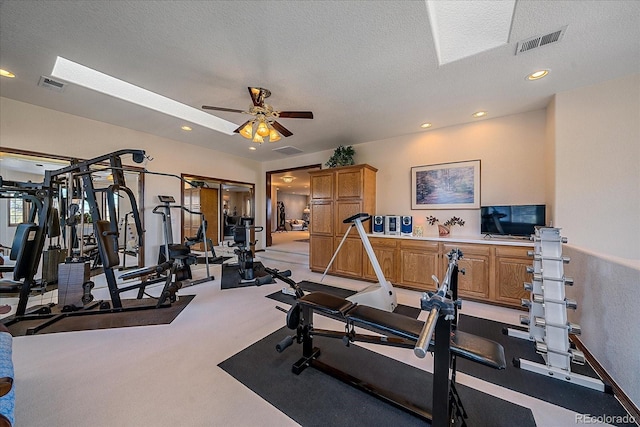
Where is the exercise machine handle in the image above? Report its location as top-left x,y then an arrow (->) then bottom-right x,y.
414,307 -> 440,358
343,213 -> 371,224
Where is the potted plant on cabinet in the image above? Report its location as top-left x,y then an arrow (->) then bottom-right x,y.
326,145 -> 355,168
426,215 -> 465,237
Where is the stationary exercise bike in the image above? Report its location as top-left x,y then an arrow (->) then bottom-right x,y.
228,219 -> 272,286
154,195 -> 214,286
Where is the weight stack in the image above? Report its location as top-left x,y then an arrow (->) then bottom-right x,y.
58,261 -> 90,308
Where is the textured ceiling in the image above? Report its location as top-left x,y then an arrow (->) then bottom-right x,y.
1,1 -> 638,162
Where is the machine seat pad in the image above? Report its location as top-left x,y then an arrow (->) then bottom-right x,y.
347,304 -> 423,341
451,330 -> 506,370
299,292 -> 356,317
347,305 -> 507,370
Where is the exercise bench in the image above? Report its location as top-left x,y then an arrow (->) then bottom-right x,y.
274,250 -> 506,427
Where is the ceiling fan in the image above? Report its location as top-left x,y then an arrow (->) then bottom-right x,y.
202,87 -> 313,143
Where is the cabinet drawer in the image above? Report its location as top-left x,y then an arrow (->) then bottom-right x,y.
495,245 -> 532,259
399,239 -> 439,252
369,237 -> 398,248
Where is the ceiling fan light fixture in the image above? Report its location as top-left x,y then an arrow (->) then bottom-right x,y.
256,120 -> 270,137
269,128 -> 281,142
240,121 -> 254,139
252,133 -> 264,143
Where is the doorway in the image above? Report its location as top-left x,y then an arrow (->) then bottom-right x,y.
265,164 -> 321,251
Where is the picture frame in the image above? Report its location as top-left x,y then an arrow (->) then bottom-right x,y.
411,160 -> 480,209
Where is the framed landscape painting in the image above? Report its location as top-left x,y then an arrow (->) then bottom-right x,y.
411,160 -> 480,209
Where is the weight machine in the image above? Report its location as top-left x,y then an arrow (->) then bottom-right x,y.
0,150 -> 191,333
270,249 -> 506,427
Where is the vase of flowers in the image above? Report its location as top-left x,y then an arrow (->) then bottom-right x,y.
426,215 -> 465,237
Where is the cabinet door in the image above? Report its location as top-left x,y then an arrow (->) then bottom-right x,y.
363,238 -> 397,282
335,200 -> 362,236
310,235 -> 335,272
333,237 -> 363,278
310,172 -> 333,200
336,168 -> 362,199
399,240 -> 440,291
442,244 -> 490,299
494,247 -> 532,306
200,188 -> 219,247
310,201 -> 333,235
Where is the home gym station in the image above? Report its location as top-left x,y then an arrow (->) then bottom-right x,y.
1,2 -> 639,426
1,150 -> 637,426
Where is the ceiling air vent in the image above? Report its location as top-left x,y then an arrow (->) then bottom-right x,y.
516,26 -> 567,55
272,146 -> 304,156
38,76 -> 66,92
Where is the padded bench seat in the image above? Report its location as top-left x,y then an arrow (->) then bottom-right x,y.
299,291 -> 506,370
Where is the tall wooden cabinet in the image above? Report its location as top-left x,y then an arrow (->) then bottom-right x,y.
183,187 -> 219,250
309,164 -> 377,277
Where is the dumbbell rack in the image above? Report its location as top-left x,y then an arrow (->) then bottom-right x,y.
508,227 -> 605,391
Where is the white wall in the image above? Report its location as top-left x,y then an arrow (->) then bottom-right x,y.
550,74 -> 640,408
277,192 -> 308,222
0,97 -> 264,261
264,109 -> 547,237
553,73 -> 640,262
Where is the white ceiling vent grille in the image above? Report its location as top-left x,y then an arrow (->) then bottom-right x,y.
516,26 -> 567,55
272,146 -> 304,155
38,76 -> 66,92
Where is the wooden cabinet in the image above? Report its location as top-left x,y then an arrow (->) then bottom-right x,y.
310,235 -> 334,272
363,237 -> 398,282
319,233 -> 533,308
493,246 -> 532,306
399,240 -> 440,291
309,164 -> 377,278
183,187 -> 219,250
442,243 -> 490,299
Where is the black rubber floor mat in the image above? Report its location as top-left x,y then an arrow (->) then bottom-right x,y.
221,262 -> 274,289
219,326 -> 536,427
4,295 -> 194,336
457,314 -> 632,426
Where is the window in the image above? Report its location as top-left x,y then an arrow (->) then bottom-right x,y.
8,198 -> 27,226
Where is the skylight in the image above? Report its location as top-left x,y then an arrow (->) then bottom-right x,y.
426,0 -> 516,66
51,56 -> 238,135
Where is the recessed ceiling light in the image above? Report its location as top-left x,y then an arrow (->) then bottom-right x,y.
0,69 -> 16,78
420,123 -> 432,129
526,69 -> 550,81
472,111 -> 487,118
181,125 -> 192,131
249,146 -> 257,151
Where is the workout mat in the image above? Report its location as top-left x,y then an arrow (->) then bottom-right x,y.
266,280 -> 421,318
4,295 -> 194,337
457,314 -> 633,426
219,326 -> 536,427
221,262 -> 274,289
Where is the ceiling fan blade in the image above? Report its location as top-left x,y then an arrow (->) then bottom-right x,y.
248,87 -> 264,107
278,111 -> 314,119
234,120 -> 252,133
202,105 -> 245,113
272,121 -> 293,137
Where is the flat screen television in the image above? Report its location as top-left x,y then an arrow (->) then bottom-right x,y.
481,205 -> 546,237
